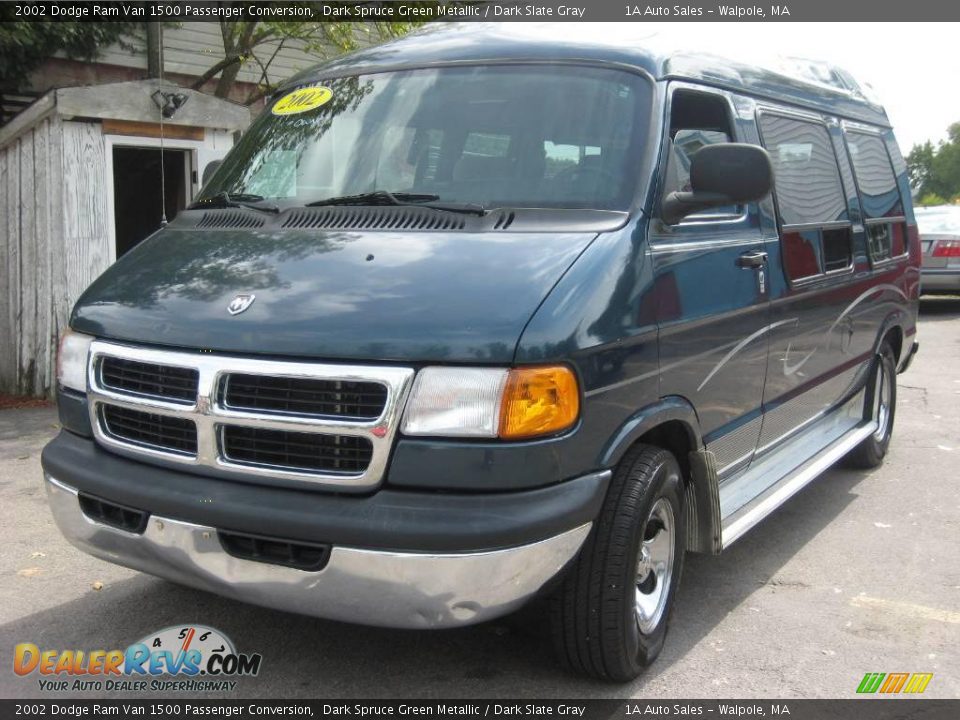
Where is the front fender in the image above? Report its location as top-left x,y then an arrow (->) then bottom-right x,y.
598,395 -> 703,468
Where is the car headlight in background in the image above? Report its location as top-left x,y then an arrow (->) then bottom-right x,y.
57,330 -> 94,393
401,365 -> 579,440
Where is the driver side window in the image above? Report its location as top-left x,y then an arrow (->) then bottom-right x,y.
664,91 -> 741,220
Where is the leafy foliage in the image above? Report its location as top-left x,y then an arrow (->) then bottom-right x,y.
907,123 -> 960,204
195,19 -> 419,103
0,19 -> 139,91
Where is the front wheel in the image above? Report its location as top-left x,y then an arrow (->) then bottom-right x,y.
845,342 -> 897,469
549,445 -> 685,681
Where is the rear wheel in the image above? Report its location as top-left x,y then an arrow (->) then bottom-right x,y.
549,444 -> 685,681
845,342 -> 897,469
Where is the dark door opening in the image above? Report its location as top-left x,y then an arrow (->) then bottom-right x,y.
113,147 -> 189,258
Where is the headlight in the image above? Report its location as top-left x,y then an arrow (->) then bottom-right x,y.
401,365 -> 579,440
57,330 -> 94,393
401,367 -> 508,437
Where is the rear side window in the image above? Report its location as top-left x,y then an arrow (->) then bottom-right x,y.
845,131 -> 907,262
758,113 -> 853,281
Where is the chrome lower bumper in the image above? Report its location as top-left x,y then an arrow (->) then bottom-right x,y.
45,475 -> 590,629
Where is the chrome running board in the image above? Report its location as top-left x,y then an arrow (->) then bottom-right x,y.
720,416 -> 877,549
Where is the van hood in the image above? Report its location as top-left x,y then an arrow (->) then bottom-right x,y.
71,226 -> 595,363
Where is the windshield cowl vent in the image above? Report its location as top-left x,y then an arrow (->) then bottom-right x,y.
492,210 -> 515,230
197,211 -> 266,229
282,207 -> 467,232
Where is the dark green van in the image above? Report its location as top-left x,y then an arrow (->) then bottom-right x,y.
43,26 -> 919,680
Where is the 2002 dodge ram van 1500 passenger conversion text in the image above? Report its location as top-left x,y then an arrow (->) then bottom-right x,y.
42,26 -> 920,680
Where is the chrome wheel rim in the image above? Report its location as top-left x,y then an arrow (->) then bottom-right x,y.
873,359 -> 891,442
635,497 -> 675,635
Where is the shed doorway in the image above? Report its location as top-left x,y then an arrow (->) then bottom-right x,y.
112,146 -> 190,258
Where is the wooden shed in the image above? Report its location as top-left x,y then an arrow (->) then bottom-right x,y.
0,79 -> 250,397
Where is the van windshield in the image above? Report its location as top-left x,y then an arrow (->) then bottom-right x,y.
200,65 -> 650,212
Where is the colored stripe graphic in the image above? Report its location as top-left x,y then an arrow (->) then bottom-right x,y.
857,672 -> 933,694
857,673 -> 885,693
880,673 -> 909,693
903,673 -> 934,694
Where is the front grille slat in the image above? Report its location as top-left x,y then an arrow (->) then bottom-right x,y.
101,405 -> 198,456
101,357 -> 198,403
224,374 -> 387,420
222,426 -> 372,475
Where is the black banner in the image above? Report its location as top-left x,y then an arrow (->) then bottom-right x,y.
3,0 -> 960,23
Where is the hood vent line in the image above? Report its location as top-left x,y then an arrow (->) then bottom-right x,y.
197,211 -> 265,229
282,207 -> 468,232
494,211 -> 516,230
177,207 -> 629,233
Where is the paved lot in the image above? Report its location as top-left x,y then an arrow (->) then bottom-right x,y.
2,298 -> 958,700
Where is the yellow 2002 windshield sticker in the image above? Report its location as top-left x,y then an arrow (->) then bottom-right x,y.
272,86 -> 333,116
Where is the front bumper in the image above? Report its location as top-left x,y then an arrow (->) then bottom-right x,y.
46,474 -> 591,628
41,431 -> 608,628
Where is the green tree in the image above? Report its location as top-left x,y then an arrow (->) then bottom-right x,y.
191,17 -> 419,104
0,19 -> 139,92
917,192 -> 948,207
907,123 -> 960,203
906,140 -> 935,192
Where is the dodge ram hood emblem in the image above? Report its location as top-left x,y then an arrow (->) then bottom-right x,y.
227,294 -> 256,316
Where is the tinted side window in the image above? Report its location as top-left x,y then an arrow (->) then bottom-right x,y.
846,131 -> 907,262
846,132 -> 902,218
759,113 -> 852,282
760,114 -> 847,225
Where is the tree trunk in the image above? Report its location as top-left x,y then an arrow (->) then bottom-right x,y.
213,20 -> 258,99
215,63 -> 242,98
145,22 -> 162,78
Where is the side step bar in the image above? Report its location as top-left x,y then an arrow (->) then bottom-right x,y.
720,420 -> 878,548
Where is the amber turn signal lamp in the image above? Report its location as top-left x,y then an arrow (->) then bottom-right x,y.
498,365 -> 580,440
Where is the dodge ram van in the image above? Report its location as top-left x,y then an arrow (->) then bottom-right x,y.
42,26 -> 920,680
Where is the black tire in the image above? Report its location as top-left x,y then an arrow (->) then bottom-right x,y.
549,444 -> 685,681
845,342 -> 897,469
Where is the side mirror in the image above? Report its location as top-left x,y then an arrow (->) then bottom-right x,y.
201,160 -> 223,188
661,143 -> 773,225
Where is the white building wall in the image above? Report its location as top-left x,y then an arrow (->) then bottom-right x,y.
0,116 -> 71,396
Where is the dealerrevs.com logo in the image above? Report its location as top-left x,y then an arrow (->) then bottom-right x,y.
13,625 -> 262,692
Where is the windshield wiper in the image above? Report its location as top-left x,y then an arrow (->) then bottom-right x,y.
305,190 -> 487,216
191,192 -> 279,214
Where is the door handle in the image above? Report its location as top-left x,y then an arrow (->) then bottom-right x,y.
736,250 -> 768,269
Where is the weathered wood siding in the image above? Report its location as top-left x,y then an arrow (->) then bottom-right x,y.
0,118 -> 109,397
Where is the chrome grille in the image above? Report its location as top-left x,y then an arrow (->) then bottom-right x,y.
87,340 -> 414,490
221,426 -> 373,474
101,404 -> 198,456
222,373 -> 387,420
100,356 -> 199,404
